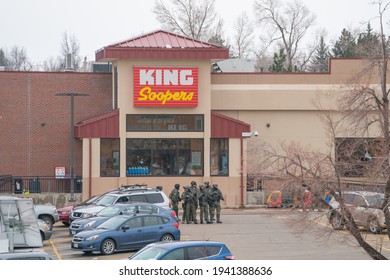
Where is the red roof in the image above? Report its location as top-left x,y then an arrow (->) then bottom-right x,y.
211,112 -> 251,138
74,109 -> 119,138
96,30 -> 229,61
74,110 -> 250,139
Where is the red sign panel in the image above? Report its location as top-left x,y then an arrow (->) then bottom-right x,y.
133,67 -> 198,107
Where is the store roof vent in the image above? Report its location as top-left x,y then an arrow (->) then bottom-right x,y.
64,53 -> 75,72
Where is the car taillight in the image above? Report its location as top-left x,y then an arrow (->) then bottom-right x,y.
224,255 -> 235,260
171,211 -> 177,218
173,222 -> 179,228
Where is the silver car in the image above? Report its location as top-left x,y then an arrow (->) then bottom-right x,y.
37,219 -> 52,241
327,191 -> 387,234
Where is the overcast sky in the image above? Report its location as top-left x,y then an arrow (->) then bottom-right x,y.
0,0 -> 382,65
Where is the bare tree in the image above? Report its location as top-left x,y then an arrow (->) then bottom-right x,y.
5,46 -> 32,71
58,32 -> 81,70
232,12 -> 254,59
249,134 -> 388,259
247,0 -> 390,259
253,0 -> 317,70
41,56 -> 62,72
334,0 -> 390,241
153,0 -> 221,41
207,18 -> 230,48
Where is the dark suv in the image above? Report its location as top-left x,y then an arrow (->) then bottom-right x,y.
70,185 -> 170,222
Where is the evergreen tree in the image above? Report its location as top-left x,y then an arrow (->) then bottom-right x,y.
332,29 -> 357,58
356,23 -> 380,57
269,48 -> 299,72
309,37 -> 329,72
269,49 -> 287,72
0,48 -> 7,68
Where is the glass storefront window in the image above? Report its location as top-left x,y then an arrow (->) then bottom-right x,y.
126,114 -> 204,131
100,139 -> 120,177
126,139 -> 203,176
210,139 -> 229,176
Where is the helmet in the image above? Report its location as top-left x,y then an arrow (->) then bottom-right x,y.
204,181 -> 210,187
191,181 -> 197,186
199,184 -> 204,189
156,186 -> 163,191
174,183 -> 180,189
212,184 -> 218,188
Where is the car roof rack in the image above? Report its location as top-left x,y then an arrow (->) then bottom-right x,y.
117,184 -> 150,192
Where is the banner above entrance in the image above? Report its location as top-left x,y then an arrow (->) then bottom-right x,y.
133,67 -> 198,107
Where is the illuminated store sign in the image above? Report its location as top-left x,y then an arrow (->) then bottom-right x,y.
134,67 -> 198,107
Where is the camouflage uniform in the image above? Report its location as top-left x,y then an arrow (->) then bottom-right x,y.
190,181 -> 199,210
181,187 -> 187,223
181,186 -> 197,224
204,182 -> 213,222
209,184 -> 224,223
169,184 -> 181,218
197,185 -> 210,224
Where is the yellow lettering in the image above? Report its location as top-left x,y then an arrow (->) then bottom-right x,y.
138,87 -> 151,100
137,87 -> 194,104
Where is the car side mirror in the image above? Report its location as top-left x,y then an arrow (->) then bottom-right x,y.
122,225 -> 130,231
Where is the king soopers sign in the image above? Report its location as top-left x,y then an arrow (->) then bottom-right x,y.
134,67 -> 198,107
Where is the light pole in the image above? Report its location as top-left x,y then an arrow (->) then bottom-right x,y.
56,93 -> 89,202
240,130 -> 259,207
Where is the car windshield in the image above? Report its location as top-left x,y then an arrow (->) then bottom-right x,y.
97,206 -> 123,217
130,247 -> 168,260
365,194 -> 384,208
95,195 -> 118,206
96,216 -> 128,229
84,195 -> 100,204
97,205 -> 137,217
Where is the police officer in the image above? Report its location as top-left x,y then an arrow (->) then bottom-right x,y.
169,183 -> 181,218
181,185 -> 197,224
190,181 -> 199,209
197,185 -> 211,224
209,184 -> 224,223
181,186 -> 188,223
189,181 -> 198,222
204,181 -> 213,221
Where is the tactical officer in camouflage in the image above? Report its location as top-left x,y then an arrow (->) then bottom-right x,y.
209,184 -> 224,223
169,183 -> 181,218
197,185 -> 211,224
181,185 -> 197,224
181,186 -> 188,223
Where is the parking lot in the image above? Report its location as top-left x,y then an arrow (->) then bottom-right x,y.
42,208 -> 390,260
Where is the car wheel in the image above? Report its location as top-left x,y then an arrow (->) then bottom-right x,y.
367,218 -> 381,234
160,234 -> 174,242
40,216 -> 54,231
100,239 -> 116,255
330,213 -> 344,230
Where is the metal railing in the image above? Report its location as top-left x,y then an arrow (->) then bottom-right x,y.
0,175 -> 82,194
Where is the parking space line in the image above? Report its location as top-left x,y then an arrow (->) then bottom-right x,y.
49,239 -> 62,260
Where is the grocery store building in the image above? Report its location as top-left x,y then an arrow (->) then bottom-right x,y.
0,30 -> 376,206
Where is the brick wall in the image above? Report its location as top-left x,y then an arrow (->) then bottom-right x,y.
0,71 -> 112,177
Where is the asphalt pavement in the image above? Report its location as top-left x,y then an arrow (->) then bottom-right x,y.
43,207 -> 390,260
